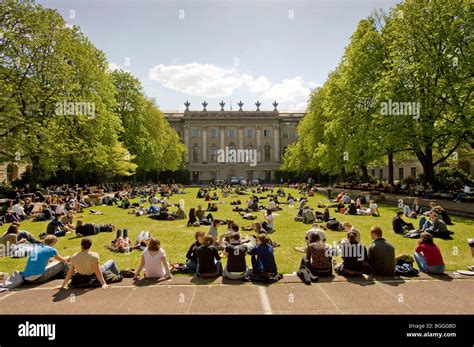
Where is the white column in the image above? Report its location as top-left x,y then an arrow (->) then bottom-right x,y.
238,126 -> 244,149
184,126 -> 190,162
202,127 -> 207,162
256,126 -> 261,163
273,125 -> 279,162
220,127 -> 225,149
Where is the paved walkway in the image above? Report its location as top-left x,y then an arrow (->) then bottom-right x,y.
1,272 -> 473,314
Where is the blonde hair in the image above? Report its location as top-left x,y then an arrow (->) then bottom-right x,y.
43,235 -> 58,246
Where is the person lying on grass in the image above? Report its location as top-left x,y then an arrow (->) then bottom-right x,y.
134,238 -> 172,280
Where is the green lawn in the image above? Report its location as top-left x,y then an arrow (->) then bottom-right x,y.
1,187 -> 473,275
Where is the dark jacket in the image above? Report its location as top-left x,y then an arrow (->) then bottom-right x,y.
367,238 -> 395,276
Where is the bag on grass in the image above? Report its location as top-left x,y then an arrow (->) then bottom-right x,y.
394,263 -> 419,277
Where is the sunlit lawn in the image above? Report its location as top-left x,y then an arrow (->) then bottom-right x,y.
1,187 -> 473,275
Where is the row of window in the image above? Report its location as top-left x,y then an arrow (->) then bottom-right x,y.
191,143 -> 273,162
191,129 -> 285,138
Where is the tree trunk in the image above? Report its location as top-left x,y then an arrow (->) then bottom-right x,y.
415,145 -> 435,185
339,167 -> 346,182
360,165 -> 369,183
387,151 -> 394,185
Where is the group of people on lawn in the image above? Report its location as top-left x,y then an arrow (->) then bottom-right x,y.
0,184 -> 461,291
10,216 -> 446,291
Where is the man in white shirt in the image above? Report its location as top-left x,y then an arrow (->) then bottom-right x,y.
12,201 -> 27,221
454,185 -> 472,203
305,223 -> 326,243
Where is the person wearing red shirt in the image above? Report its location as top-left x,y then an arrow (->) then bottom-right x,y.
414,232 -> 445,274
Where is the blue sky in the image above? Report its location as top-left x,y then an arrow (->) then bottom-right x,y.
38,0 -> 400,111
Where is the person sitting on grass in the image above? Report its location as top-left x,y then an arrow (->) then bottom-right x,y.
134,237 -> 172,280
175,200 -> 187,220
345,200 -> 357,215
412,197 -> 422,216
358,200 -> 380,216
195,205 -> 214,225
304,233 -> 332,277
262,209 -> 274,233
392,211 -> 415,234
368,200 -> 380,216
340,222 -> 360,241
61,210 -> 76,232
207,202 -> 218,212
366,226 -> 395,276
218,223 -> 241,245
207,219 -> 222,241
222,233 -> 250,280
195,235 -> 221,278
187,208 -> 198,226
418,212 -> 450,239
44,213 -> 68,237
414,232 -> 445,274
335,231 -> 367,277
55,237 -> 120,290
0,223 -> 41,249
23,235 -> 69,283
12,201 -> 27,222
247,233 -> 278,282
432,205 -> 452,226
306,223 -> 326,243
185,231 -> 205,273
34,203 -> 54,222
250,221 -> 267,234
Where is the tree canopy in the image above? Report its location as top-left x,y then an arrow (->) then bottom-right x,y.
283,0 -> 473,185
0,0 -> 184,183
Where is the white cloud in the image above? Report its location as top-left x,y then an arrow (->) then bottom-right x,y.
261,77 -> 317,103
148,63 -> 271,97
108,62 -> 130,73
295,102 -> 307,111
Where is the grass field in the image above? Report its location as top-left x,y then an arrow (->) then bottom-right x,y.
1,187 -> 473,275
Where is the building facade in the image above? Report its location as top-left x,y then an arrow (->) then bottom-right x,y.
0,162 -> 31,185
370,156 -> 474,182
164,105 -> 305,183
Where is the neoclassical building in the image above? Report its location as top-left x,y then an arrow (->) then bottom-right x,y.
164,102 -> 305,183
